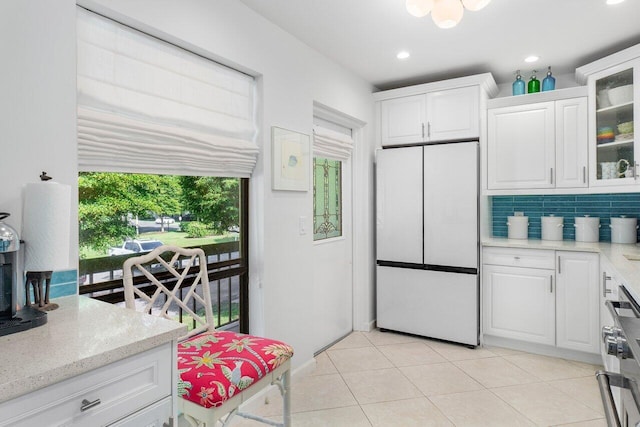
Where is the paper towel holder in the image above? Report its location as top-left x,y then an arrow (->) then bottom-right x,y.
23,172 -> 61,311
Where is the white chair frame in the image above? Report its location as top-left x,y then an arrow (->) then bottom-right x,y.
122,245 -> 291,427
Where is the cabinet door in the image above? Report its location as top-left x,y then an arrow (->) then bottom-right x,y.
376,146 -> 423,264
380,95 -> 426,146
487,102 -> 555,189
483,264 -> 555,345
425,86 -> 479,141
556,98 -> 588,188
589,61 -> 638,186
556,252 -> 600,354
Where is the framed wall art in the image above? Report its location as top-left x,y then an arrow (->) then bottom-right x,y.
271,126 -> 310,191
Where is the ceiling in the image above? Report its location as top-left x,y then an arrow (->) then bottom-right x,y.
238,0 -> 640,91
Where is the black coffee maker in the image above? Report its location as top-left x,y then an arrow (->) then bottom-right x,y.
0,212 -> 46,335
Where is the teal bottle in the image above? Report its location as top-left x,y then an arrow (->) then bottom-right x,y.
512,70 -> 525,96
542,66 -> 556,91
528,70 -> 540,93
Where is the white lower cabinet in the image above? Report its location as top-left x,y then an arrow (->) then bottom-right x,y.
556,252 -> 600,353
483,252 -> 555,345
0,343 -> 173,427
483,247 -> 600,354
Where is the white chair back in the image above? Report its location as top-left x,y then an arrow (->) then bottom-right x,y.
122,245 -> 215,340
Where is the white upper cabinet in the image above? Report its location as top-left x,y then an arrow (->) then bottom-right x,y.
576,45 -> 640,189
380,94 -> 427,145
588,61 -> 639,187
487,92 -> 588,191
556,98 -> 589,188
426,86 -> 480,142
378,81 -> 490,147
488,101 -> 556,190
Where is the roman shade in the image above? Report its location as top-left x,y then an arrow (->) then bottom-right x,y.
76,8 -> 258,177
312,125 -> 353,161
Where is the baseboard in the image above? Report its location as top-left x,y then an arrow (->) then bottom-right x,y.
354,319 -> 376,332
482,335 -> 603,365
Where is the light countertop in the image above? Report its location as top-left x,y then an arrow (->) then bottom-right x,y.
0,295 -> 186,403
483,237 -> 640,301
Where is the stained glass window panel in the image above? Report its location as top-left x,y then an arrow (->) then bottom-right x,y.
313,157 -> 342,240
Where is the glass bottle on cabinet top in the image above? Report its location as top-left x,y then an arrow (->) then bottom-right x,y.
595,67 -> 634,182
542,66 -> 556,91
512,70 -> 525,96
528,70 -> 540,94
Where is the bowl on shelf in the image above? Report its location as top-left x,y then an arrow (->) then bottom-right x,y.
597,126 -> 615,144
607,84 -> 633,105
618,121 -> 634,134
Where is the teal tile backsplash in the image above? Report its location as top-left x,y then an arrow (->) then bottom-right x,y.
492,193 -> 640,241
24,269 -> 77,301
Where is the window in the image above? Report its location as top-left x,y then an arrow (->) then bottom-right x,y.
76,8 -> 257,332
313,158 -> 342,240
78,172 -> 249,332
312,122 -> 353,241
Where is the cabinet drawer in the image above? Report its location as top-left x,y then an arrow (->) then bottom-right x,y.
0,343 -> 172,427
483,247 -> 555,269
107,396 -> 172,427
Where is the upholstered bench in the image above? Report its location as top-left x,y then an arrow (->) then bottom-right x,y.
178,330 -> 293,408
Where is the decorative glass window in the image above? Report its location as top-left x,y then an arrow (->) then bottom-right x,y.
313,157 -> 342,240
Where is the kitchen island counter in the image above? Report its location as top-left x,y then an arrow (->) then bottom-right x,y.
0,295 -> 185,403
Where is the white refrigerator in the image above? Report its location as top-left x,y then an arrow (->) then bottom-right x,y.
376,141 -> 479,346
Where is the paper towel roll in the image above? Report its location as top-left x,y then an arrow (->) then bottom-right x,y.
22,182 -> 71,272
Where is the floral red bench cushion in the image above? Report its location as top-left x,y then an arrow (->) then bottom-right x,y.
177,330 -> 294,408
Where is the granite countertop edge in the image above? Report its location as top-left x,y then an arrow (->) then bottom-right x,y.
0,296 -> 186,404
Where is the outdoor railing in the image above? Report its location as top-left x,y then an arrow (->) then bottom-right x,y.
79,241 -> 244,330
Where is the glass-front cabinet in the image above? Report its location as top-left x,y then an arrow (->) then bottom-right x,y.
589,60 -> 639,186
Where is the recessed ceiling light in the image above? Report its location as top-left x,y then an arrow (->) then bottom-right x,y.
606,0 -> 625,5
524,55 -> 539,63
397,51 -> 411,60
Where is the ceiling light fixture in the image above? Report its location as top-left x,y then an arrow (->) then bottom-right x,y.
606,0 -> 625,5
524,55 -> 540,63
397,51 -> 411,60
406,0 -> 491,29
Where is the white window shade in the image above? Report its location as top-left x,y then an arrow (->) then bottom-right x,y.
312,125 -> 353,161
77,8 -> 258,177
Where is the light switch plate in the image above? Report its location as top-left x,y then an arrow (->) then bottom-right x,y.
299,216 -> 307,235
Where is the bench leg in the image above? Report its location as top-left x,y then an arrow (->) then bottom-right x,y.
282,369 -> 291,427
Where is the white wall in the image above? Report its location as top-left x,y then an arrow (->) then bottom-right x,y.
3,0 -> 376,367
0,1 -> 78,272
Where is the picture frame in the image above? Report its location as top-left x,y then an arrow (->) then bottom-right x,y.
271,126 -> 310,191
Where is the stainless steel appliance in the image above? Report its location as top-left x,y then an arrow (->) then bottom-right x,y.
376,141 -> 479,346
598,285 -> 640,426
0,212 -> 46,336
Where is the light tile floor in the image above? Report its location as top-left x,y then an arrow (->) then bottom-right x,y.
227,330 -> 607,426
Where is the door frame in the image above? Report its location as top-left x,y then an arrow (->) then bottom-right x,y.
313,101 -> 370,334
